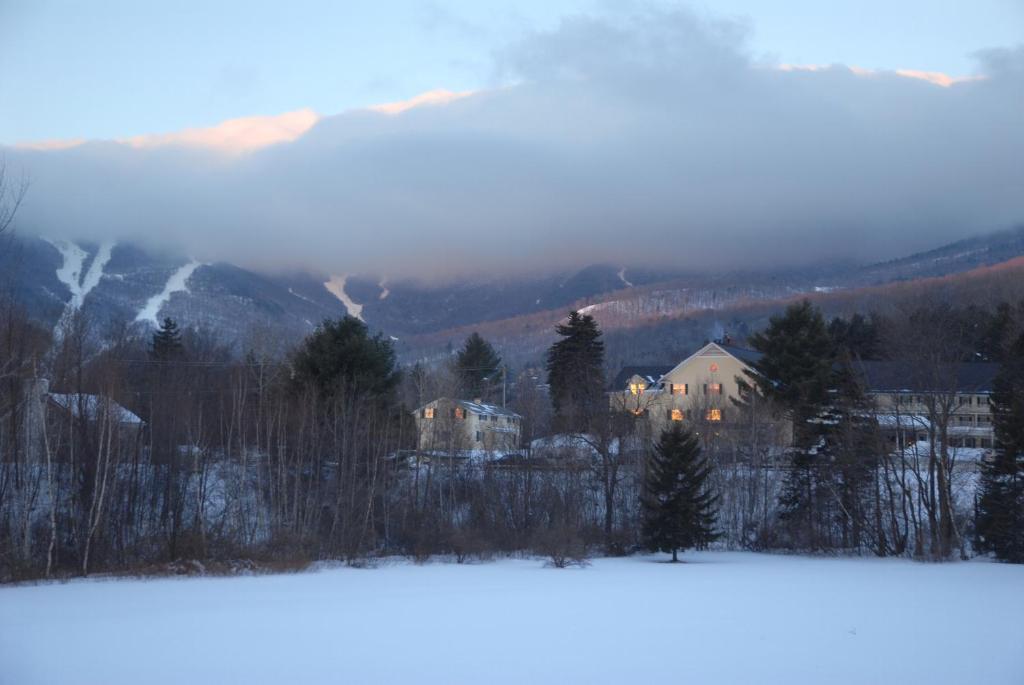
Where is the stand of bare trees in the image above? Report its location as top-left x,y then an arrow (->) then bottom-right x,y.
1,290 -> 1020,580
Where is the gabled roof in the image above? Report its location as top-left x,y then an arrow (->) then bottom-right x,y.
48,393 -> 144,425
660,342 -> 760,381
853,361 -> 999,394
609,365 -> 674,390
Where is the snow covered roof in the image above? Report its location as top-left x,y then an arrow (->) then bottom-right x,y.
609,366 -> 674,390
456,400 -> 520,418
48,393 -> 143,425
415,398 -> 521,419
873,413 -> 931,429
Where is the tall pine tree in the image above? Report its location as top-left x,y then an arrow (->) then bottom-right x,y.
976,331 -> 1024,562
455,332 -> 501,401
545,311 -> 605,429
642,426 -> 719,562
149,317 -> 183,361
742,300 -> 836,549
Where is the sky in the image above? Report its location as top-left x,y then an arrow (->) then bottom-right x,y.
1,1 -> 1023,278
3,0 -> 1022,144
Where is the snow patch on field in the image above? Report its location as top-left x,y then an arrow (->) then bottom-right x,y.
324,275 -> 363,321
1,552 -> 1021,685
135,260 -> 202,326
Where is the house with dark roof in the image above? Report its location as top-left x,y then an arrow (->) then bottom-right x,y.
610,341 -> 999,449
854,360 -> 999,449
413,398 -> 522,455
609,341 -> 759,430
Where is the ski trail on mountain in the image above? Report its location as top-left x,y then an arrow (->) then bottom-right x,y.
48,239 -> 115,310
324,275 -> 364,321
136,260 -> 202,326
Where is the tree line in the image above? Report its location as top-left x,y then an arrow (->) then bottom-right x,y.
1,287 -> 1023,581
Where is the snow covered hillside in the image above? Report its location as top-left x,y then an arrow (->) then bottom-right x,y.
2,552 -> 1021,684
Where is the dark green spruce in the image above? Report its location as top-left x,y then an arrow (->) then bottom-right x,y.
642,425 -> 720,562
545,310 -> 605,429
149,317 -> 183,361
976,331 -> 1024,562
455,332 -> 502,401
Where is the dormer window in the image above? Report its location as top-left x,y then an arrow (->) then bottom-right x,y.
629,382 -> 646,395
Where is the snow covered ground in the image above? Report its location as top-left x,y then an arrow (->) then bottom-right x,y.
2,552 -> 1021,684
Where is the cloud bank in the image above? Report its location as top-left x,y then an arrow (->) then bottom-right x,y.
6,7 -> 1024,279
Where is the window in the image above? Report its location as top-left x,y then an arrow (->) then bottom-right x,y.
629,382 -> 646,395
453,407 -> 465,420
959,396 -> 972,406
670,409 -> 684,422
670,383 -> 688,396
706,408 -> 722,422
423,407 -> 434,419
475,431 -> 482,442
707,383 -> 722,395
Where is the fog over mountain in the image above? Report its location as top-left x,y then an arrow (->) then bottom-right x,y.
5,6 -> 1023,279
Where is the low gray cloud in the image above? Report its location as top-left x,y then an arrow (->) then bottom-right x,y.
6,6 -> 1024,279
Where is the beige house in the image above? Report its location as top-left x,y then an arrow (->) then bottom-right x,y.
611,342 -> 999,450
413,398 -> 522,454
609,342 -> 759,434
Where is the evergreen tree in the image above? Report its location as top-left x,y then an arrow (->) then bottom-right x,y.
545,311 -> 605,428
455,332 -> 501,400
976,331 -> 1024,562
642,426 -> 719,561
149,317 -> 183,361
292,316 -> 400,400
742,300 -> 836,548
744,300 -> 834,432
828,313 -> 882,361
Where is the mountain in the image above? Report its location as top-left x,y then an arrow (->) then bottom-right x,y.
2,236 -> 348,346
3,225 -> 1023,356
845,225 -> 1024,285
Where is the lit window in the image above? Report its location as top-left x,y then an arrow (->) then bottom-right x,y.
670,409 -> 684,421
706,409 -> 722,422
423,407 -> 434,419
454,407 -> 465,420
629,382 -> 646,395
670,383 -> 687,396
707,383 -> 722,395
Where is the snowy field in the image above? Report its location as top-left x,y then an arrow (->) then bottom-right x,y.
2,552 -> 1022,684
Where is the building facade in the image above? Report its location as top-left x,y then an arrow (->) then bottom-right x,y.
609,342 -> 759,435
611,343 -> 999,450
413,398 -> 522,454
